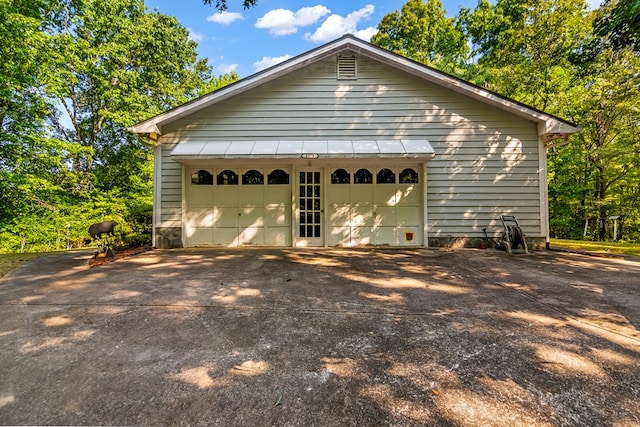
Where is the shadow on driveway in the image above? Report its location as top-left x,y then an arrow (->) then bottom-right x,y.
1,248 -> 639,426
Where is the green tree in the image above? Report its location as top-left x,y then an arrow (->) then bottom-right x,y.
550,47 -> 640,240
44,0 -> 210,178
201,71 -> 241,95
0,1 -> 79,228
371,0 -> 468,73
203,0 -> 257,10
0,0 -> 218,252
595,0 -> 640,51
458,0 -> 591,109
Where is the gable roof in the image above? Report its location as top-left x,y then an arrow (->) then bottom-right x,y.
128,34 -> 579,143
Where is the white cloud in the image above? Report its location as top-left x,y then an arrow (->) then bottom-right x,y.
253,54 -> 293,72
187,28 -> 205,43
305,4 -> 375,44
586,0 -> 602,10
217,63 -> 238,74
294,5 -> 331,26
255,5 -> 331,36
207,11 -> 244,25
353,26 -> 377,42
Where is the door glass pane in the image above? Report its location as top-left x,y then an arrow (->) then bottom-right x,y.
268,169 -> 289,184
300,172 -> 306,184
354,168 -> 373,184
376,168 -> 395,184
331,168 -> 350,184
192,170 -> 213,185
217,170 -> 238,185
242,169 -> 264,185
399,168 -> 419,183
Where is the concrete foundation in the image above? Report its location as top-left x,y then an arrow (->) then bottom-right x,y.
155,227 -> 183,249
428,236 -> 546,250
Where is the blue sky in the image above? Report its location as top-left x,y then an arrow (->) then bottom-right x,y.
145,0 -> 602,78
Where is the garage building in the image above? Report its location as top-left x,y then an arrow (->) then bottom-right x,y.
129,35 -> 580,249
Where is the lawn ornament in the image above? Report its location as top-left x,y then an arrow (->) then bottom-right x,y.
88,220 -> 118,257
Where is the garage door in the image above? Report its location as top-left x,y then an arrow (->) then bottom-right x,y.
326,166 -> 422,246
186,167 -> 291,247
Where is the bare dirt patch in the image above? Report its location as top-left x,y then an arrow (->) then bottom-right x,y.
87,246 -> 152,268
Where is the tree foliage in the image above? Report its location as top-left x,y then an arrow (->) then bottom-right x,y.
44,0 -> 210,174
458,0 -> 591,109
0,0 -> 240,253
594,0 -> 640,51
371,0 -> 468,73
202,0 -> 258,11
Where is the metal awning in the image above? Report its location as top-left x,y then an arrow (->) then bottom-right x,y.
170,139 -> 435,160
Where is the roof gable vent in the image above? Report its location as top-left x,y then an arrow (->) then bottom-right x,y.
337,54 -> 357,80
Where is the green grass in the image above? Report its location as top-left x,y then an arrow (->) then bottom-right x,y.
0,252 -> 46,279
550,239 -> 640,257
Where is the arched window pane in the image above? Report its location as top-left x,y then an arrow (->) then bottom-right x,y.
268,169 -> 289,184
354,168 -> 373,184
399,168 -> 419,183
242,169 -> 264,185
191,170 -> 213,185
376,168 -> 395,184
217,170 -> 238,185
331,168 -> 350,184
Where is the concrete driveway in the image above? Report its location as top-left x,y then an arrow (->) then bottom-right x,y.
1,248 -> 639,426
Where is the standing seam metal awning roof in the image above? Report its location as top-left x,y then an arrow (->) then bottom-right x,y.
170,140 -> 436,160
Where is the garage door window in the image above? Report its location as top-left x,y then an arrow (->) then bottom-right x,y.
242,169 -> 264,185
268,169 -> 289,185
217,170 -> 238,185
377,168 -> 396,184
331,168 -> 350,184
191,169 -> 213,185
399,168 -> 419,183
354,168 -> 373,184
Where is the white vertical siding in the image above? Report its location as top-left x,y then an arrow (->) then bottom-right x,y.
157,55 -> 543,239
